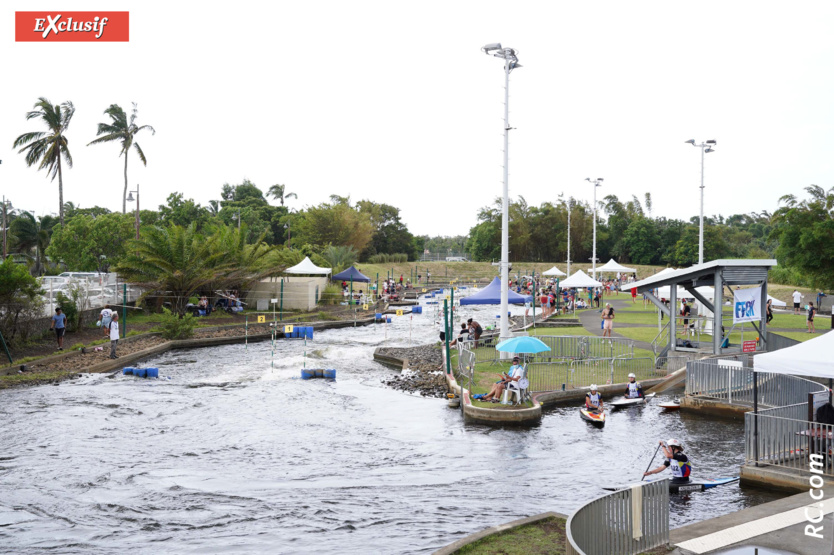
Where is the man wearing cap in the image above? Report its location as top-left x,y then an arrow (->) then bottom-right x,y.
481,356 -> 523,402
644,439 -> 692,484
624,373 -> 643,399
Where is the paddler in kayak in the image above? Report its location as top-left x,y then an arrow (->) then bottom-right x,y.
585,384 -> 604,413
644,439 -> 691,484
624,373 -> 644,400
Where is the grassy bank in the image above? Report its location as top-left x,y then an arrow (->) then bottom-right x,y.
455,516 -> 566,555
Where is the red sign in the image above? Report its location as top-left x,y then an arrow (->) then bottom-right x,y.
743,340 -> 757,353
15,12 -> 129,42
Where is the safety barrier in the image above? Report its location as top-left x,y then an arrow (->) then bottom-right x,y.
655,355 -> 688,373
536,336 -> 634,361
745,412 -> 834,477
526,357 -> 665,392
766,332 -> 801,353
566,479 -> 670,555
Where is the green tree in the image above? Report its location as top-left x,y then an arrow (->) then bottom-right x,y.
622,217 -> 660,265
0,257 -> 44,342
9,212 -> 56,275
356,200 -> 415,260
320,245 -> 358,273
218,180 -> 285,244
267,183 -> 297,206
46,213 -> 136,272
87,103 -> 156,214
158,193 -> 211,230
293,200 -> 373,253
13,98 -> 75,225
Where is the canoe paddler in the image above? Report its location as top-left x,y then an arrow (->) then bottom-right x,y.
644,439 -> 692,484
624,373 -> 644,400
585,384 -> 604,412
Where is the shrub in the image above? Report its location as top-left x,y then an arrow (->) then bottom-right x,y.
157,308 -> 197,340
769,266 -> 809,288
367,253 -> 408,264
320,283 -> 344,305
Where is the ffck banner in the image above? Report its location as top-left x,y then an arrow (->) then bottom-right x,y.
733,286 -> 762,324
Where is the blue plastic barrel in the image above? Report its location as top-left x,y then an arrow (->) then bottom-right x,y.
134,368 -> 147,378
145,368 -> 159,378
301,369 -> 315,380
386,317 -> 392,323
307,328 -> 314,340
314,369 -> 325,378
324,369 -> 336,379
375,313 -> 382,320
122,367 -> 135,375
413,306 -> 422,314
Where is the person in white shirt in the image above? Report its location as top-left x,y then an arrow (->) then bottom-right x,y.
481,357 -> 524,402
100,306 -> 113,337
792,290 -> 803,315
109,313 -> 120,359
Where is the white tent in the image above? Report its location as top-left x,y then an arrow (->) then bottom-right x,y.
285,256 -> 331,275
768,295 -> 787,308
754,331 -> 834,379
542,266 -> 567,277
597,259 -> 637,274
560,269 -> 603,288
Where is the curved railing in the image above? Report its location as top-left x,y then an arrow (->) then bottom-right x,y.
566,479 -> 670,555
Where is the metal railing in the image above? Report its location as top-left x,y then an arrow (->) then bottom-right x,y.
655,356 -> 688,373
767,332 -> 801,353
685,360 -> 825,408
535,335 -> 634,361
566,479 -> 670,555
527,357 -> 667,392
745,412 -> 834,477
651,320 -> 670,357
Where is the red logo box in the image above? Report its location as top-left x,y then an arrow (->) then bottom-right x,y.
15,12 -> 129,42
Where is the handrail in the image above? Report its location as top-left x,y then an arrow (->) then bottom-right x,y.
650,320 -> 670,357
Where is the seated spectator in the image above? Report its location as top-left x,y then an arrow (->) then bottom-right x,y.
450,323 -> 470,346
481,357 -> 524,402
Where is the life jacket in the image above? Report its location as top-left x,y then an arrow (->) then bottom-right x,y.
586,392 -> 601,407
668,455 -> 692,480
626,381 -> 642,399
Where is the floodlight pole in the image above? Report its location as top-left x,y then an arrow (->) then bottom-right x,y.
686,139 -> 716,265
587,178 -> 603,278
566,198 -> 571,276
483,43 -> 519,348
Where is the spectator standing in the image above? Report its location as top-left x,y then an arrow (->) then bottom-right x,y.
100,305 -> 113,337
808,302 -> 816,333
601,303 -> 615,338
109,313 -> 120,359
792,289 -> 803,315
766,299 -> 773,324
50,307 -> 67,351
427,270 -> 431,283
631,286 -> 637,304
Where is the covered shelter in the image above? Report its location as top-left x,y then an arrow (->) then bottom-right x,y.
624,259 -> 777,355
560,270 -> 603,288
754,331 -> 833,378
542,266 -> 566,277
332,266 -> 371,283
597,259 -> 637,274
285,256 -> 331,275
460,277 -> 532,305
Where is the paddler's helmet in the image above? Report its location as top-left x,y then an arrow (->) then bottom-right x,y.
667,439 -> 683,449
628,373 -> 636,379
590,384 -> 598,391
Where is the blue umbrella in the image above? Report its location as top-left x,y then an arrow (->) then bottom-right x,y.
494,336 -> 550,354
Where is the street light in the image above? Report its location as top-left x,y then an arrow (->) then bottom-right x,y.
482,42 -> 521,346
233,209 -> 241,230
585,177 -> 603,278
126,184 -> 140,240
284,220 -> 291,249
685,139 -> 717,265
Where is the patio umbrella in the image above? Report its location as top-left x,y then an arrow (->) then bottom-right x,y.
495,336 -> 551,354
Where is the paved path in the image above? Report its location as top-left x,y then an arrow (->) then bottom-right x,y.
575,299 -> 656,351
671,488 -> 834,554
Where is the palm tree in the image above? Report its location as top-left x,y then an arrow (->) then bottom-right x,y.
87,103 -> 155,214
10,212 -> 53,276
267,184 -> 297,206
13,98 -> 75,225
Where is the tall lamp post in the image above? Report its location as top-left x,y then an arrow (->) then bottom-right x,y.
126,184 -> 140,240
685,139 -> 716,265
284,221 -> 291,249
585,177 -> 603,278
482,42 -> 521,345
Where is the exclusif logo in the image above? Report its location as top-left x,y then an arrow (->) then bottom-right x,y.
15,12 -> 129,42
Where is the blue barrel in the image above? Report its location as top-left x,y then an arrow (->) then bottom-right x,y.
324,369 -> 336,379
307,328 -> 314,339
413,306 -> 422,314
301,369 -> 315,380
145,368 -> 159,378
375,313 -> 382,320
134,368 -> 147,378
122,367 -> 135,375
314,369 -> 325,378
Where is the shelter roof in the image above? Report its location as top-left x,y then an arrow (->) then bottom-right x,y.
623,259 -> 777,293
285,256 -> 331,275
560,269 -> 603,288
597,259 -> 636,273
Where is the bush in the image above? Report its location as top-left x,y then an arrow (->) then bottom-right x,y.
367,253 -> 408,264
157,308 -> 197,340
0,258 -> 44,344
320,283 -> 344,305
769,266 -> 810,288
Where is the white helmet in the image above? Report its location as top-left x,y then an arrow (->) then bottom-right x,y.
590,384 -> 598,391
628,373 -> 636,379
667,439 -> 682,449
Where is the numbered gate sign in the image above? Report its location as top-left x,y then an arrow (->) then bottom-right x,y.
396,309 -> 403,316
284,325 -> 294,333
445,295 -> 450,300
422,288 -> 426,293
257,315 -> 266,323
363,304 -> 369,310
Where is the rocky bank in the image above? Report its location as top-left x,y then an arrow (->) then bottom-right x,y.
377,343 -> 448,398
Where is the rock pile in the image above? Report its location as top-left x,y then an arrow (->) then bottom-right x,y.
378,344 -> 448,398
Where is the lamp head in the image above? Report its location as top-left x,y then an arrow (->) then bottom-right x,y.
126,192 -> 135,202
585,177 -> 591,182
597,178 -> 604,182
482,43 -> 502,53
705,148 -> 714,153
706,139 -> 717,145
685,139 -> 695,145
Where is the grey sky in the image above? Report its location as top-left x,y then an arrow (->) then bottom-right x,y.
2,1 -> 832,236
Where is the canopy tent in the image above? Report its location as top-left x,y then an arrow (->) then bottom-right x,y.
560,270 -> 603,288
768,295 -> 787,308
460,277 -> 533,305
542,266 -> 567,277
332,266 -> 371,283
754,331 -> 834,379
285,256 -> 331,275
597,259 -> 637,274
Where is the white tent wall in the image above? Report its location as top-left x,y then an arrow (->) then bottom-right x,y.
247,276 -> 328,311
754,331 -> 834,379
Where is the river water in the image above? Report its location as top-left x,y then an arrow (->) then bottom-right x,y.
0,295 -> 782,554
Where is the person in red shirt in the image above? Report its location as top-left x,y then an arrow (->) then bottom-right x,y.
631,286 -> 637,303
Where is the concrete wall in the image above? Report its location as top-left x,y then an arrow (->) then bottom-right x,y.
247,276 -> 328,312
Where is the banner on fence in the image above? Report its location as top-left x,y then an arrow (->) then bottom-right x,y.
733,286 -> 762,324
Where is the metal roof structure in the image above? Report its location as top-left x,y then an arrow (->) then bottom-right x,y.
625,259 -> 777,293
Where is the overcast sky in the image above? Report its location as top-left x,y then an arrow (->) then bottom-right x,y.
2,1 -> 832,236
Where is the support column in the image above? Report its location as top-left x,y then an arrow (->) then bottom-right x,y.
759,277 -> 768,351
670,284 -> 677,351
714,269 -> 723,354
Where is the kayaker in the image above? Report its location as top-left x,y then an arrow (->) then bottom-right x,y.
585,384 -> 604,412
644,439 -> 691,484
624,373 -> 643,399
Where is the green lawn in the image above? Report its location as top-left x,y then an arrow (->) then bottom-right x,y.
456,516 -> 566,555
612,311 -> 662,326
774,331 -> 825,342
529,326 -> 594,337
769,312 -> 818,330
614,327 -> 663,344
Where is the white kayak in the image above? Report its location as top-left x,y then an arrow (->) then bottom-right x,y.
609,392 -> 656,409
659,398 -> 681,411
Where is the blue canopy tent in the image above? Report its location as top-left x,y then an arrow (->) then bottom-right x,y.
332,266 -> 371,283
460,277 -> 532,305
